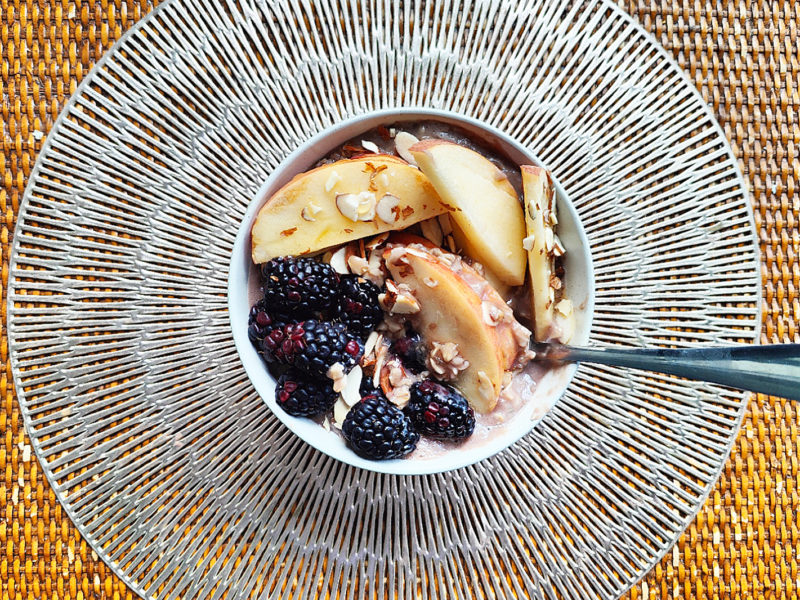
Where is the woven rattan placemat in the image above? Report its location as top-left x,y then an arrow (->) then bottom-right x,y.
1,1 -> 796,598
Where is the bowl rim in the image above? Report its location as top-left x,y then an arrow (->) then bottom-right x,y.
227,107 -> 595,475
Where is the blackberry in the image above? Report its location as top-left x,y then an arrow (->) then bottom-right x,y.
261,257 -> 339,317
359,375 -> 384,399
405,380 -> 475,440
334,275 -> 383,339
262,320 -> 364,378
391,334 -> 427,372
248,298 -> 288,350
342,394 -> 419,460
275,369 -> 337,417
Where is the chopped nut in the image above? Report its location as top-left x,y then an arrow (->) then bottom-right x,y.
301,207 -> 316,222
388,364 -> 406,387
477,371 -> 494,401
482,302 -> 504,326
445,235 -> 457,252
372,341 -> 389,387
336,191 -> 376,222
387,385 -> 411,408
376,193 -> 401,223
336,193 -> 361,221
552,236 -> 566,257
522,234 -> 535,251
420,218 -> 443,246
423,277 -> 438,288
361,139 -> 380,153
394,131 -> 420,165
379,280 -> 420,314
555,298 -> 573,317
389,127 -> 397,137
549,275 -> 562,290
512,321 -> 532,348
322,417 -> 331,432
547,208 -> 558,226
328,364 -> 349,393
327,362 -> 345,382
377,313 -> 407,337
427,341 -> 469,380
324,170 -> 342,192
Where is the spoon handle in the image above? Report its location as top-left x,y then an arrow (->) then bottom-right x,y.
533,343 -> 800,401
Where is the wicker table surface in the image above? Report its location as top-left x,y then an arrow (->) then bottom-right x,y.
1,1 -> 796,599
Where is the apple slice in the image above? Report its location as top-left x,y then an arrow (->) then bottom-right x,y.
448,219 -> 511,298
251,155 -> 446,263
384,245 -> 526,413
408,139 -> 527,286
521,165 -> 561,341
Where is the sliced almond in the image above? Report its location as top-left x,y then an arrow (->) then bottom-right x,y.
394,131 -> 420,165
361,140 -> 380,154
420,218 -> 444,247
423,277 -> 438,288
329,246 -> 349,274
437,214 -> 453,236
544,226 -> 555,253
376,193 -> 401,223
341,365 -> 363,407
301,207 -> 316,222
332,398 -> 350,429
365,232 -> 390,251
347,254 -> 370,276
363,331 -> 382,357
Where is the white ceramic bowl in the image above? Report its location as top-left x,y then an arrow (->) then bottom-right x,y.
228,108 -> 594,475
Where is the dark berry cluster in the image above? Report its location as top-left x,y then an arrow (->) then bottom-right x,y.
261,256 -> 339,317
342,394 -> 419,460
404,380 -> 475,440
248,257 -> 367,417
264,320 -> 363,378
334,275 -> 383,339
275,369 -> 338,417
247,256 -> 476,462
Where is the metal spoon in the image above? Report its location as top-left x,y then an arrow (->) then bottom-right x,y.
532,342 -> 800,401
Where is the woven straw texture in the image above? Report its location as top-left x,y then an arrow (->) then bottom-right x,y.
0,1 -> 796,599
